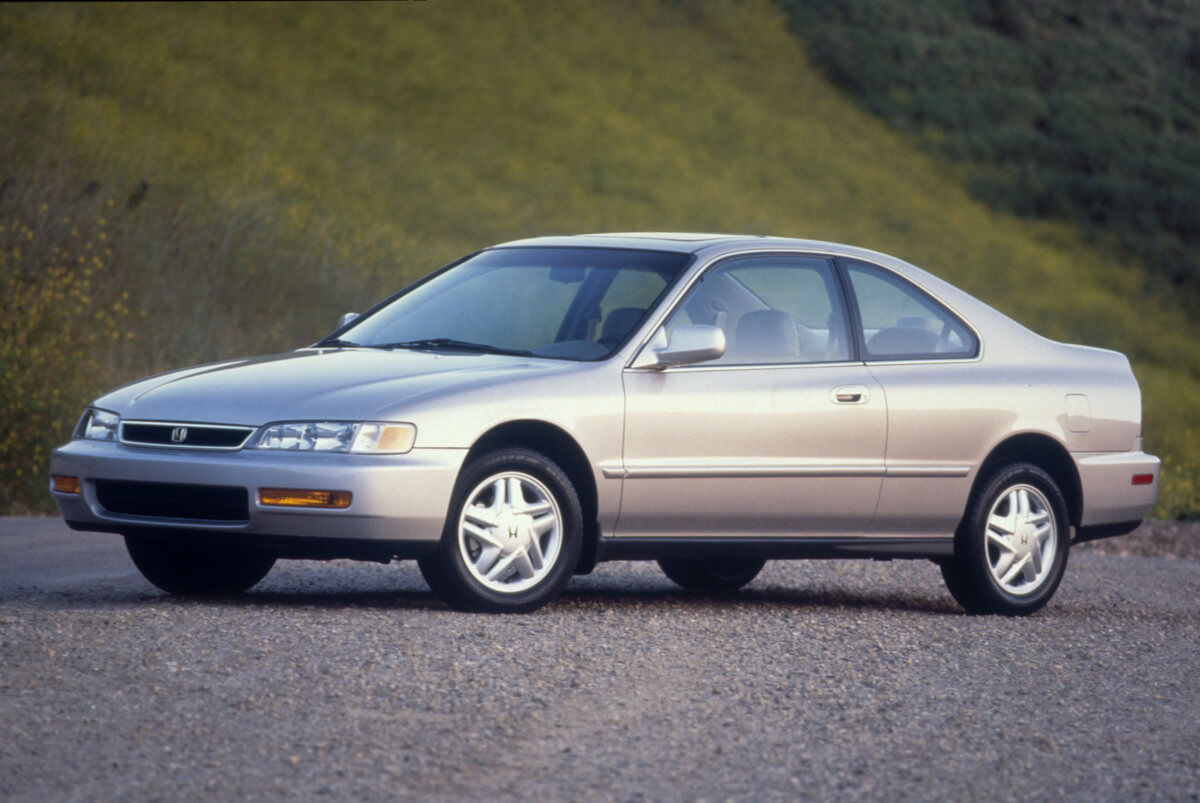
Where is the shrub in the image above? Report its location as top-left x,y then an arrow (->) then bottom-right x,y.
0,152 -> 363,513
777,0 -> 1200,296
0,177 -> 131,512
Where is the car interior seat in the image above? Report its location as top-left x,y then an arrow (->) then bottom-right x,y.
867,325 -> 939,356
734,309 -> 800,362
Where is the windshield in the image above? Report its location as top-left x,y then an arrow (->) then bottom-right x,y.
336,247 -> 691,360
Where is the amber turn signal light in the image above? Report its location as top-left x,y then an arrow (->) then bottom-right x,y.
51,475 -> 81,494
258,488 -> 352,508
1131,474 -> 1154,486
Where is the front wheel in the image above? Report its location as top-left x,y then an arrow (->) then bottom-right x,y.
124,533 -> 276,595
424,448 -> 583,613
941,463 -> 1070,616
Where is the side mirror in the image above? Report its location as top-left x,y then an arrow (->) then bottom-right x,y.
337,312 -> 359,330
632,324 -> 726,370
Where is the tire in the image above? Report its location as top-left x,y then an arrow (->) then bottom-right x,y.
658,557 -> 765,594
941,463 -> 1070,616
416,553 -> 454,599
425,448 -> 583,613
124,533 -> 276,595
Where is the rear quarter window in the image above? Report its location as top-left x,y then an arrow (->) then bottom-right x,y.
844,259 -> 978,360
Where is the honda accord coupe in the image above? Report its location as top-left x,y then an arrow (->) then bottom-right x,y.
50,233 -> 1160,614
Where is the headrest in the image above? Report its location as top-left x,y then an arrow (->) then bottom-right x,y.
601,307 -> 645,341
735,310 -> 800,360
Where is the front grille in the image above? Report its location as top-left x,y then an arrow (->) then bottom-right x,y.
120,421 -> 254,450
95,480 -> 249,523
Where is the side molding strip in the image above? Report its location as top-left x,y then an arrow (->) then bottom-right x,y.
602,465 -> 971,479
598,536 -> 954,561
884,466 -> 972,478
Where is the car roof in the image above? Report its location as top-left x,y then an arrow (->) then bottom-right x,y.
491,232 -> 882,258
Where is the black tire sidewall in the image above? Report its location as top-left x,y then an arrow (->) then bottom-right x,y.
435,448 -> 583,612
958,463 -> 1071,615
416,553 -> 453,598
124,533 -> 275,595
658,558 -> 765,593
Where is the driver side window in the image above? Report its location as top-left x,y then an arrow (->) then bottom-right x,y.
663,254 -> 851,365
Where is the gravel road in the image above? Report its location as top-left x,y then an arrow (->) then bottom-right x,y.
2,517 -> 1197,801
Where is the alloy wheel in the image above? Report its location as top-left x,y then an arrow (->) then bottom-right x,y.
457,471 -> 563,594
984,484 -> 1058,596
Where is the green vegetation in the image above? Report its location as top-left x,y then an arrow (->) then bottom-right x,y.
777,0 -> 1200,293
1,0 -> 1196,516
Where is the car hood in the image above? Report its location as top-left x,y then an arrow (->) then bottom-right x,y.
95,348 -> 569,425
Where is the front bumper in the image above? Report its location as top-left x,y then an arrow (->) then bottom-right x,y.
49,439 -> 467,547
1074,448 -> 1160,528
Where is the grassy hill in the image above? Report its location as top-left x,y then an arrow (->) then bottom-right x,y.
779,0 -> 1200,294
1,0 -> 1196,516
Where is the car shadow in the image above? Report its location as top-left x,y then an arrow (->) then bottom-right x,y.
9,577 -> 963,616
558,583 -> 964,616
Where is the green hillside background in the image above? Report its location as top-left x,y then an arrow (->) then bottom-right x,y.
780,0 -> 1200,294
1,0 -> 1196,516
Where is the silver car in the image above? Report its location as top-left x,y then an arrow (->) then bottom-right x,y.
50,234 -> 1160,614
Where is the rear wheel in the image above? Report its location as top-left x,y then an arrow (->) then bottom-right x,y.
424,448 -> 583,613
942,463 -> 1070,615
658,557 -> 765,594
124,533 -> 276,595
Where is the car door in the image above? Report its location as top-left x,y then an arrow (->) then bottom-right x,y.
839,257 -> 986,538
616,253 -> 886,539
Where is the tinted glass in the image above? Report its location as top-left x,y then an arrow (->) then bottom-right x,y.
844,260 -> 978,360
343,248 -> 688,360
664,254 -> 851,365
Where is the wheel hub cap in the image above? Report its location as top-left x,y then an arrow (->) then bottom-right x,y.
457,472 -> 562,594
984,484 -> 1058,596
493,512 -> 533,550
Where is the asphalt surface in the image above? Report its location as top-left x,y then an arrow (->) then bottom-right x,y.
1,517 -> 1197,801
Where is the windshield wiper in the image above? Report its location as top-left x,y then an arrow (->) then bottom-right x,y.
374,338 -> 534,357
317,337 -> 361,348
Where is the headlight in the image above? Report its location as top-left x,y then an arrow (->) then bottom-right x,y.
76,408 -> 119,441
252,421 -> 356,451
352,422 -> 417,454
251,421 -> 415,454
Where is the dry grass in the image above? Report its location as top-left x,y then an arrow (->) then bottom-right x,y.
0,0 -> 1196,515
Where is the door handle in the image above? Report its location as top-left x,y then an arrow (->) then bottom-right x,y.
831,385 -> 869,404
